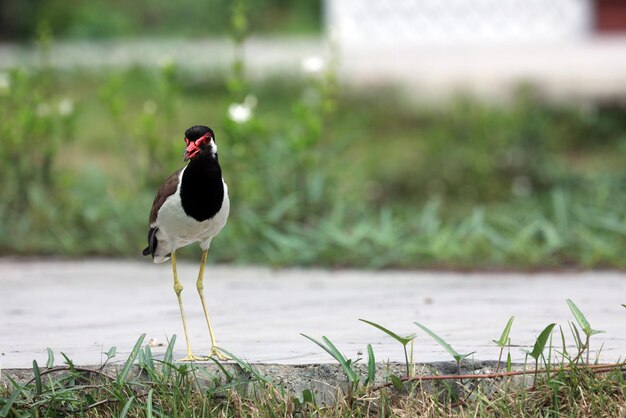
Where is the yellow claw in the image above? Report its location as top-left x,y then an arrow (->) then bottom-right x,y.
209,347 -> 230,361
178,354 -> 206,362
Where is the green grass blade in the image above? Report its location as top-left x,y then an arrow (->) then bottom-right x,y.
161,335 -> 176,377
566,299 -> 604,337
321,337 -> 347,362
106,346 -> 117,359
163,335 -> 176,364
206,356 -> 234,382
301,389 -> 315,404
32,360 -> 42,395
146,389 -> 153,418
322,337 -> 358,383
46,348 -> 54,368
494,316 -> 515,347
301,334 -> 341,362
366,344 -> 376,385
529,323 -> 556,361
0,385 -> 22,418
390,374 -> 403,390
359,319 -> 415,346
119,396 -> 135,418
143,346 -> 155,371
566,299 -> 591,335
117,333 -> 146,384
414,322 -> 463,361
60,352 -> 75,369
218,348 -> 270,383
559,325 -> 569,362
301,334 -> 357,383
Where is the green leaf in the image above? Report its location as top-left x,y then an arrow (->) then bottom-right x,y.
414,322 -> 474,363
119,396 -> 134,418
106,346 -> 117,359
493,316 -> 515,348
301,389 -> 315,404
206,356 -> 233,382
146,389 -> 153,418
0,385 -> 22,418
301,334 -> 358,383
161,335 -> 176,377
528,323 -> 556,361
366,344 -> 376,385
32,360 -> 42,395
622,304 -> 626,309
117,334 -> 146,384
506,352 -> 512,372
567,299 -> 604,337
142,346 -> 154,371
61,352 -> 74,369
218,348 -> 270,383
566,299 -> 590,334
46,348 -> 54,368
559,325 -> 569,360
360,319 -> 415,346
390,374 -> 404,390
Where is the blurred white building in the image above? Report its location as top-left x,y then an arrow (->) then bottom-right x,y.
324,0 -> 626,99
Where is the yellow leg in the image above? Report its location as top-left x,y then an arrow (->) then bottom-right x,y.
172,251 -> 202,362
197,250 -> 229,361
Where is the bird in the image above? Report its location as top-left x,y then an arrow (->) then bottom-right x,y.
142,125 -> 230,361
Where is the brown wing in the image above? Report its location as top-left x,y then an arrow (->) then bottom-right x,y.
149,167 -> 183,225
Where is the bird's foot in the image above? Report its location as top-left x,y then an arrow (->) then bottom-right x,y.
208,347 -> 230,361
178,354 -> 206,362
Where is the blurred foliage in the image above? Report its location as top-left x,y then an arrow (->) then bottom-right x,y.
1,7 -> 626,269
0,0 -> 321,40
1,60 -> 626,268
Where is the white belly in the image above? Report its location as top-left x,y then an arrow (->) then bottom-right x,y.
155,173 -> 229,253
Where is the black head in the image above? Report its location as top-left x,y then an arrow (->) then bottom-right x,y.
184,125 -> 217,161
185,125 -> 215,142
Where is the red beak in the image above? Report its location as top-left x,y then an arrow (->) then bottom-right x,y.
184,142 -> 200,162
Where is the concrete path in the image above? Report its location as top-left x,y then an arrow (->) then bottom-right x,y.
1,260 -> 625,369
2,36 -> 626,99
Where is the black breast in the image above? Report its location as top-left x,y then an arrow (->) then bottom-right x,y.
179,154 -> 224,222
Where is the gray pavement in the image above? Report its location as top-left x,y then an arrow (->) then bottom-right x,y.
1,260 -> 625,369
2,36 -> 626,99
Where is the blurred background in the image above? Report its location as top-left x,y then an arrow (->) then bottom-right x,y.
1,0 -> 626,269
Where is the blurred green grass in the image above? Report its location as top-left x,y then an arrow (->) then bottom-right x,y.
1,64 -> 626,269
1,0 -> 321,40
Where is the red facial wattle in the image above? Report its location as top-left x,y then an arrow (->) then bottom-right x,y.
183,133 -> 211,161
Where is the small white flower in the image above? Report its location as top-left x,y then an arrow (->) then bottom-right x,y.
143,100 -> 157,115
58,98 -> 74,116
302,56 -> 326,74
228,102 -> 252,123
0,72 -> 10,93
36,103 -> 51,117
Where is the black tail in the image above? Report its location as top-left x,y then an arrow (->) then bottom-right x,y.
142,227 -> 158,258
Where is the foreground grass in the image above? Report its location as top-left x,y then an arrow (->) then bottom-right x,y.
2,302 -> 625,417
2,344 -> 624,417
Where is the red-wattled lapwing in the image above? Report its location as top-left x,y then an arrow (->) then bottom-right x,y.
142,125 -> 230,361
